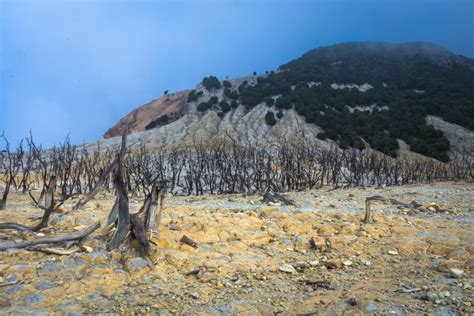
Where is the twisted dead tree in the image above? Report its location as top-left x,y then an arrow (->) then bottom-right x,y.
103,132 -> 160,258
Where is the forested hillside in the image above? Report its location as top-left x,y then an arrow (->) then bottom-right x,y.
192,42 -> 474,161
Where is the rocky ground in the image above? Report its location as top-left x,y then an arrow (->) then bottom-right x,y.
0,181 -> 473,315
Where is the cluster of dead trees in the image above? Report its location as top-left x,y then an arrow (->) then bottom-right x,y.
1,133 -> 473,208
0,131 -> 472,254
122,140 -> 473,195
0,132 -> 165,256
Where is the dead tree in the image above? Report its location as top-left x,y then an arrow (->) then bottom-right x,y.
71,148 -> 119,211
103,133 -> 151,257
0,176 -> 71,232
0,133 -> 23,210
363,195 -> 386,224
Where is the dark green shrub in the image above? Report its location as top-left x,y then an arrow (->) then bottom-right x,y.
266,98 -> 274,106
187,90 -> 198,102
316,132 -> 327,140
202,76 -> 221,90
209,96 -> 218,104
197,102 -> 211,112
219,101 -> 231,113
145,114 -> 169,130
265,111 -> 277,126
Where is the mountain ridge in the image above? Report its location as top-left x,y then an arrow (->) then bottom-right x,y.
105,41 -> 474,161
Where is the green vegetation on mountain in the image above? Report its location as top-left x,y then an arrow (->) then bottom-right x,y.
265,111 -> 277,126
192,42 -> 474,161
202,76 -> 221,90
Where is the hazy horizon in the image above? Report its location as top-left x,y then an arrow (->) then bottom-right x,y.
1,0 -> 473,148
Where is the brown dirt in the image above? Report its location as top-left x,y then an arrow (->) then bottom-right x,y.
104,91 -> 189,138
0,182 -> 473,315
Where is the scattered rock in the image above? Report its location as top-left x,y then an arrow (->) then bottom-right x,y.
449,268 -> 464,279
388,250 -> 399,256
365,303 -> 378,312
325,259 -> 342,269
278,264 -> 297,274
24,293 -> 45,304
310,236 -> 329,252
124,257 -> 150,274
39,261 -> 62,273
80,245 -> 93,253
342,260 -> 353,266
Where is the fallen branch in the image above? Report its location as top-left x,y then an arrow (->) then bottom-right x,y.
0,222 -> 100,251
0,279 -> 22,288
180,235 -> 198,248
27,246 -> 80,255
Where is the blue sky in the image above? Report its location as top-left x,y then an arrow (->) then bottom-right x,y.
1,0 -> 473,148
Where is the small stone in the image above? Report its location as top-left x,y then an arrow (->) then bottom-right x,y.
365,303 -> 378,312
25,293 -> 45,304
423,292 -> 438,302
388,250 -> 398,256
36,233 -> 45,237
347,298 -> 358,306
309,260 -> 320,266
325,259 -> 342,269
39,261 -> 62,273
5,274 -> 17,282
124,257 -> 150,274
81,245 -> 93,253
310,236 -> 328,252
294,262 -> 310,270
278,264 -> 297,274
342,260 -> 353,266
449,268 -> 464,279
188,291 -> 200,299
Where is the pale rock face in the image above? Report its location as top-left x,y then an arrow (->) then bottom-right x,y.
330,83 -> 374,92
94,102 -> 327,152
307,81 -> 321,87
426,115 -> 474,159
346,104 -> 389,114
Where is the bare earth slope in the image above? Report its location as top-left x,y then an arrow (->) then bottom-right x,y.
0,182 -> 473,314
96,77 -> 327,151
102,79 -> 472,162
104,91 -> 189,138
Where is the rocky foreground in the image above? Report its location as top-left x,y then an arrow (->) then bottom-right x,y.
0,182 -> 473,315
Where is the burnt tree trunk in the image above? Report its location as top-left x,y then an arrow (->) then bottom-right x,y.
104,132 -> 150,256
